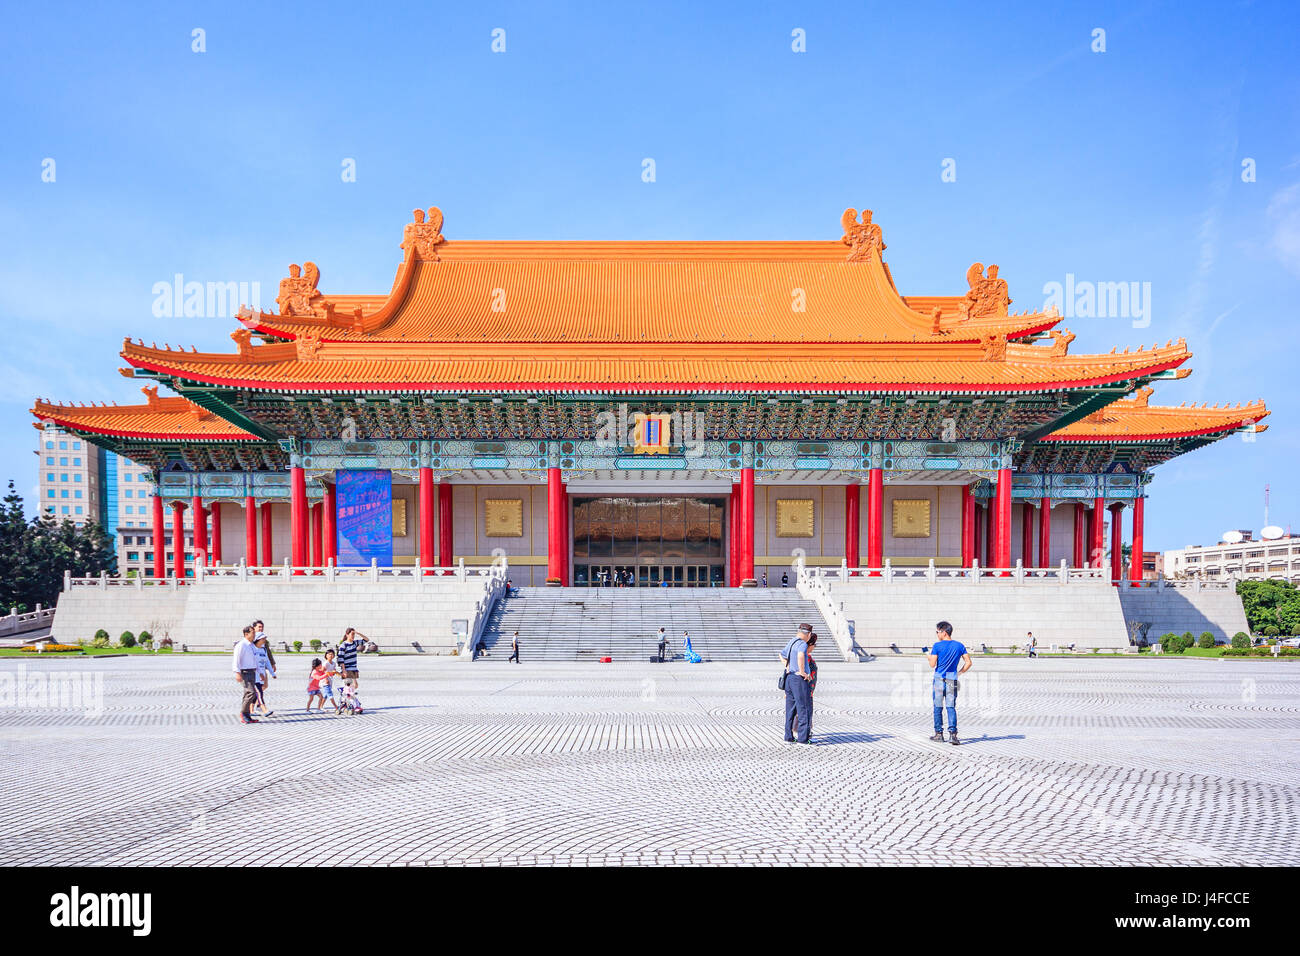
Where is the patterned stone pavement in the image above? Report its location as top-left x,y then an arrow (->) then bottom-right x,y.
1,655 -> 1297,866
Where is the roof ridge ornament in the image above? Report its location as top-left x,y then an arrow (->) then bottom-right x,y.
1131,385 -> 1154,407
277,262 -> 324,317
979,331 -> 1008,362
231,328 -> 255,359
1047,328 -> 1075,356
840,208 -> 885,263
959,263 -> 1012,319
401,206 -> 446,261
295,332 -> 324,362
141,385 -> 161,409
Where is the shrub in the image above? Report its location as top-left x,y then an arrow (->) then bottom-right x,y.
1231,632 -> 1250,650
138,630 -> 152,644
309,639 -> 322,652
1160,633 -> 1187,654
94,628 -> 109,643
1292,625 -> 1300,637
1198,632 -> 1216,649
119,631 -> 136,648
139,636 -> 152,649
159,637 -> 173,650
1264,625 -> 1280,637
293,641 -> 303,652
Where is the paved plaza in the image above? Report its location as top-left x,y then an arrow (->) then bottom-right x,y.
1,654 -> 1297,866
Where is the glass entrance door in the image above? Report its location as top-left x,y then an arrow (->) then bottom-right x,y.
573,496 -> 726,586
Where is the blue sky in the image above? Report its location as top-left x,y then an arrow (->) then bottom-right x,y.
1,0 -> 1297,550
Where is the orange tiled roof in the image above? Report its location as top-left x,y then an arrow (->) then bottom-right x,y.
120,335 -> 1192,393
1044,390 -> 1269,441
248,217 -> 1060,344
32,390 -> 257,441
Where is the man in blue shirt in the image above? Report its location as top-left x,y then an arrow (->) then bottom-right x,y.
781,623 -> 815,744
926,621 -> 971,745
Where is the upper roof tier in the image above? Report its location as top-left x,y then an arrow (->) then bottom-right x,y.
245,207 -> 1061,345
32,389 -> 257,441
120,335 -> 1192,394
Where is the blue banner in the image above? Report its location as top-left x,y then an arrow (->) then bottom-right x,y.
335,469 -> 392,567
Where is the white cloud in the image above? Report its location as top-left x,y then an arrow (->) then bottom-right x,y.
1267,182 -> 1300,278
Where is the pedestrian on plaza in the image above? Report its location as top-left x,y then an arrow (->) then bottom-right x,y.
806,632 -> 819,738
253,633 -> 276,717
233,625 -> 261,724
337,627 -> 366,690
508,630 -> 521,663
1026,631 -> 1037,658
780,623 -> 814,744
657,627 -> 667,662
927,621 -> 971,745
306,658 -> 334,713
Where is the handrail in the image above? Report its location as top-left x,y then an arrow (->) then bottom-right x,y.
795,557 -> 858,662
65,557 -> 506,590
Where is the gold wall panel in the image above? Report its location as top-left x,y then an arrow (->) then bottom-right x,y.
484,498 -> 524,537
390,498 -> 408,537
775,498 -> 815,537
892,498 -> 931,538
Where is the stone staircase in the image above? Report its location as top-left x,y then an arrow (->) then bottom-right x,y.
476,587 -> 824,662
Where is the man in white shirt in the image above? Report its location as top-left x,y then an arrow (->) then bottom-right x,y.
232,625 -> 261,724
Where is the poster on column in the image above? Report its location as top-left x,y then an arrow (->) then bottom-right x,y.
335,469 -> 393,567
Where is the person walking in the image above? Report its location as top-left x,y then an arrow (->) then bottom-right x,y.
508,630 -> 521,663
253,633 -> 276,717
1025,631 -> 1037,658
927,621 -> 971,745
780,623 -> 814,744
337,627 -> 366,689
232,625 -> 260,724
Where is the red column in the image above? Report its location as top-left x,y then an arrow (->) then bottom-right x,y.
310,502 -> 323,567
1109,504 -> 1124,583
1072,502 -> 1086,568
1091,496 -> 1106,568
171,502 -> 186,580
729,483 -> 740,587
191,495 -> 207,569
975,504 -> 986,565
323,482 -> 336,566
1038,497 -> 1052,569
1130,497 -> 1145,582
1020,503 -> 1034,567
438,483 -> 453,569
740,467 -> 755,583
984,503 -> 995,567
547,468 -> 564,583
561,482 -> 570,586
866,467 -> 884,572
993,468 -> 1012,572
244,496 -> 257,566
418,467 -> 435,570
960,485 -> 974,567
210,502 -> 223,565
261,502 -> 274,568
845,483 -> 861,570
290,466 -> 307,571
152,493 -> 166,579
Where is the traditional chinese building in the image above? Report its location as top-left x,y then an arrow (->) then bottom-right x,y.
32,207 -> 1269,587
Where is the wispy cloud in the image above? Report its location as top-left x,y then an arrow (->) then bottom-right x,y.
1266,182 -> 1300,277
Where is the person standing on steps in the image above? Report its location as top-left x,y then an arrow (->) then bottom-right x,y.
781,571 -> 789,588
508,630 -> 520,663
781,623 -> 814,744
657,627 -> 667,662
927,621 -> 971,745
233,625 -> 261,725
762,571 -> 768,588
